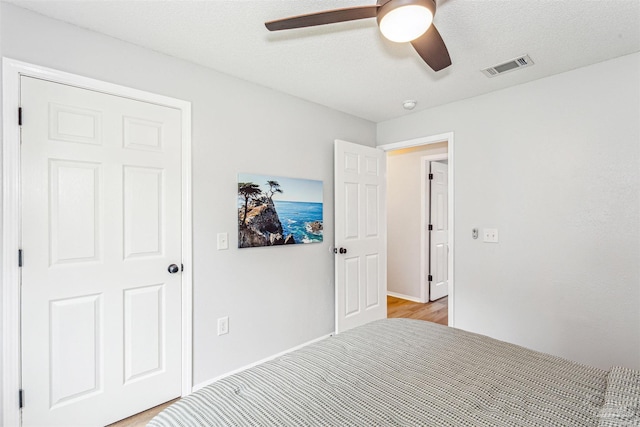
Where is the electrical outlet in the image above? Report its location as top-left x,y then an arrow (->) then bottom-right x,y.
217,232 -> 229,250
217,316 -> 229,336
483,228 -> 499,243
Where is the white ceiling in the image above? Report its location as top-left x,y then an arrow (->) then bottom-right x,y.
6,0 -> 640,122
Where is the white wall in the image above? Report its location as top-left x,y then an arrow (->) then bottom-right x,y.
387,143 -> 447,300
378,52 -> 640,370
0,2 -> 376,394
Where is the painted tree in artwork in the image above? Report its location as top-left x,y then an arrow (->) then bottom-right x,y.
266,180 -> 283,201
238,182 -> 261,225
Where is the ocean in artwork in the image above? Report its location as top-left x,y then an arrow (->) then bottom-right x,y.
274,200 -> 323,243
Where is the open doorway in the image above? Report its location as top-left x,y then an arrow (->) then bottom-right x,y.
379,133 -> 454,326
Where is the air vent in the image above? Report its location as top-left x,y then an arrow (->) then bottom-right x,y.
481,55 -> 534,78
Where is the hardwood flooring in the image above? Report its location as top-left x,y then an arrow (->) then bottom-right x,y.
387,295 -> 448,325
107,398 -> 179,427
108,295 -> 448,426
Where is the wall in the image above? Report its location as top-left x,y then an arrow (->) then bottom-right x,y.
0,2 -> 376,395
378,52 -> 640,370
387,143 -> 447,300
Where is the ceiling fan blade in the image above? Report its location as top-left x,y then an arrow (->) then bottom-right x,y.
265,5 -> 379,31
411,24 -> 452,72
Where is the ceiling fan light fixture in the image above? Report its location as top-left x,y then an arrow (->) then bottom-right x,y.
265,0 -> 451,72
377,0 -> 435,43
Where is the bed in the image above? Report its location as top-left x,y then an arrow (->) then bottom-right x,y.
148,318 -> 639,426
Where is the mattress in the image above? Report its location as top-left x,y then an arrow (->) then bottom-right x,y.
148,318 -> 635,426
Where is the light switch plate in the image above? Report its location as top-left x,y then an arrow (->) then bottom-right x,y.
483,228 -> 499,243
217,232 -> 229,250
217,316 -> 229,335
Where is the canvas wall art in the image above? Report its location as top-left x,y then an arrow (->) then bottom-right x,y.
238,173 -> 323,248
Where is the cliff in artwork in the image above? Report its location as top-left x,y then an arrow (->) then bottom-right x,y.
238,197 -> 296,247
238,181 -> 296,248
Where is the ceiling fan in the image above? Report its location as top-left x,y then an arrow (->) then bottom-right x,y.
265,0 -> 452,72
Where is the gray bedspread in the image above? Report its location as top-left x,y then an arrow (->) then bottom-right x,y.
149,318 -> 623,426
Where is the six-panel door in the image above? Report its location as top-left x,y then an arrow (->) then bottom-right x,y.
429,161 -> 449,301
20,76 -> 183,426
334,140 -> 387,333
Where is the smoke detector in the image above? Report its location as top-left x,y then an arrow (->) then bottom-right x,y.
403,100 -> 417,110
482,55 -> 534,78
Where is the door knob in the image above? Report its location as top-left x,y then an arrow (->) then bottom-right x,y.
339,247 -> 347,254
167,264 -> 180,274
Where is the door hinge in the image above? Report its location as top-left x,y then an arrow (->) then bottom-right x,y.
428,173 -> 434,180
18,107 -> 22,126
428,224 -> 433,231
18,249 -> 23,267
428,275 -> 433,282
19,389 -> 24,409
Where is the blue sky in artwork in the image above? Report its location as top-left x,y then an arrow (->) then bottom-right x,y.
238,173 -> 323,203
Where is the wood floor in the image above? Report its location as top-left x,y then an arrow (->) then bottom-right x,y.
107,399 -> 178,427
108,295 -> 448,426
387,295 -> 448,325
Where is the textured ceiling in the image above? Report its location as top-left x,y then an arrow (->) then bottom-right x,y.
6,0 -> 640,122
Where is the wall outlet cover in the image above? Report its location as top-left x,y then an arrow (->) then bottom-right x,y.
483,228 -> 499,243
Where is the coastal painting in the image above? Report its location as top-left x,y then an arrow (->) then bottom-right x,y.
238,173 -> 323,248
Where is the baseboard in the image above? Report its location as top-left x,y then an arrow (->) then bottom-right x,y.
192,333 -> 333,392
387,291 -> 424,303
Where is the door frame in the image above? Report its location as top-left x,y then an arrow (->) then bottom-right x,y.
378,132 -> 454,326
420,154 -> 448,303
1,58 -> 193,427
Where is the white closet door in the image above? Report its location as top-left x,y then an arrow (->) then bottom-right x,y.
21,76 -> 183,426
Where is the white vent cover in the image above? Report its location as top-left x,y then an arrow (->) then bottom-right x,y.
482,55 -> 534,78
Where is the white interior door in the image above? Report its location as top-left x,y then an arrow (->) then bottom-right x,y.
429,161 -> 449,301
20,76 -> 183,426
334,140 -> 387,333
